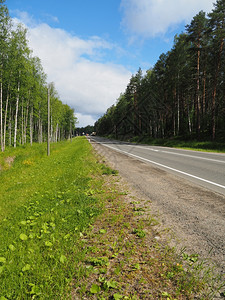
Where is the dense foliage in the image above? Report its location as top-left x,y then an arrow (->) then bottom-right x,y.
95,0 -> 225,141
0,0 -> 77,152
76,125 -> 95,136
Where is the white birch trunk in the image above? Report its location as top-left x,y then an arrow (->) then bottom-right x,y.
3,90 -> 9,152
21,99 -> 24,145
14,80 -> 20,148
38,111 -> 43,144
0,79 -> 3,152
30,105 -> 33,146
55,123 -> 58,142
9,104 -> 11,146
24,100 -> 29,144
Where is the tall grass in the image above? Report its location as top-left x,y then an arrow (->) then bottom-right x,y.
0,137 -> 104,299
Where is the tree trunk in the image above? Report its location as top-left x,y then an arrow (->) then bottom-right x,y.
3,90 -> 9,152
202,68 -> 206,115
21,98 -> 24,145
8,104 -> 12,146
30,105 -> 33,146
24,100 -> 29,144
47,88 -> 50,156
0,73 -> 3,152
187,99 -> 192,134
38,110 -> 43,143
177,74 -> 180,135
212,39 -> 224,140
196,46 -> 201,139
14,80 -> 20,148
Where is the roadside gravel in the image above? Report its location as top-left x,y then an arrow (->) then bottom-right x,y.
90,139 -> 225,296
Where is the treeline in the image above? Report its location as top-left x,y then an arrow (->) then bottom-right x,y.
76,125 -> 95,136
95,0 -> 225,141
0,0 -> 77,152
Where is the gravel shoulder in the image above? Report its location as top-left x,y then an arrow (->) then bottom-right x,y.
90,139 -> 225,281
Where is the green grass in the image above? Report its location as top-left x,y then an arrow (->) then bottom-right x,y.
0,137 -> 106,299
128,136 -> 225,153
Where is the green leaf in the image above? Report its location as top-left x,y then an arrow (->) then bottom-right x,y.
0,266 -> 4,274
99,229 -> 107,234
162,292 -> 170,297
50,222 -> 55,228
9,244 -> 16,251
0,296 -> 8,300
42,223 -> 48,230
133,263 -> 140,270
45,241 -> 53,247
59,255 -> 67,263
113,294 -> 123,300
29,233 -> 35,239
64,234 -> 70,240
0,257 -> 6,264
98,276 -> 105,283
29,283 -> 41,295
22,264 -> 31,272
106,280 -> 117,289
30,222 -> 37,227
20,220 -> 27,225
90,284 -> 101,294
20,233 -> 28,241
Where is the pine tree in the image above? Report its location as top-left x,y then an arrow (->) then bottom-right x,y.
208,0 -> 225,140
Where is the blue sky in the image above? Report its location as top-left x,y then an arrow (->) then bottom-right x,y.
7,0 -> 215,127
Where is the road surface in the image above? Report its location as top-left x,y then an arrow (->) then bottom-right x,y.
91,136 -> 225,196
90,136 -> 225,292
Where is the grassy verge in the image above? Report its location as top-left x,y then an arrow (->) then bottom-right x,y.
0,138 -> 223,299
128,136 -> 225,153
0,138 -> 107,299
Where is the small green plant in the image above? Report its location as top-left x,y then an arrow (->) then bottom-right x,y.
90,283 -> 101,294
133,206 -> 145,212
132,263 -> 140,271
132,228 -> 146,238
87,256 -> 109,267
113,294 -> 123,300
98,276 -> 118,291
101,165 -> 118,175
182,252 -> 199,264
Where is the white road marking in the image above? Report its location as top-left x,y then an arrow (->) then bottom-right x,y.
125,145 -> 225,164
101,143 -> 225,190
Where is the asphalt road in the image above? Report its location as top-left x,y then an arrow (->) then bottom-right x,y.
91,136 -> 225,196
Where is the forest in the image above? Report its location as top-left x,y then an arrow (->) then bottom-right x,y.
0,0 -> 77,152
95,0 -> 225,142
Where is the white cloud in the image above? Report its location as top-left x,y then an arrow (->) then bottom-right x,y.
14,17 -> 131,127
42,13 -> 59,24
120,0 -> 215,37
75,113 -> 97,127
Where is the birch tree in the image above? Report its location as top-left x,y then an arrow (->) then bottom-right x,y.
0,0 -> 10,151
